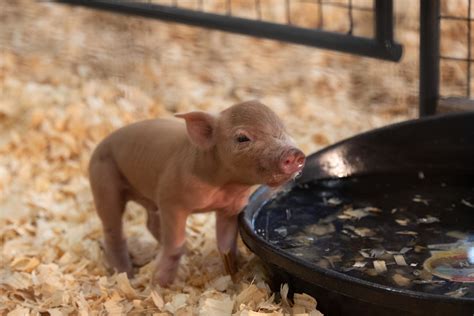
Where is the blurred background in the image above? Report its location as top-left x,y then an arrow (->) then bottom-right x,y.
0,0 -> 469,314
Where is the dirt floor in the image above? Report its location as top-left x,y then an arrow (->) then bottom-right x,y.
0,0 -> 467,315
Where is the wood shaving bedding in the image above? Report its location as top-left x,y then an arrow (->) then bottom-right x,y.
3,0 -> 461,313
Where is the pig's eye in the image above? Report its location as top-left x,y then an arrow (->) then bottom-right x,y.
236,134 -> 251,143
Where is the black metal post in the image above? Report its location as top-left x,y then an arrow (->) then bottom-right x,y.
419,0 -> 440,116
375,0 -> 394,44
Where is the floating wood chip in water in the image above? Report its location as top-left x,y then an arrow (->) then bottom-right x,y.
417,215 -> 440,224
324,255 -> 342,268
353,227 -> 376,237
395,218 -> 410,226
338,208 -> 374,220
394,255 -> 408,266
393,274 -> 411,287
396,231 -> 418,236
326,197 -> 343,206
446,287 -> 469,298
413,195 -> 430,205
304,223 -> 335,236
274,226 -> 288,237
446,231 -> 469,240
353,261 -> 367,268
373,260 -> 387,273
461,199 -> 474,208
399,247 -> 412,254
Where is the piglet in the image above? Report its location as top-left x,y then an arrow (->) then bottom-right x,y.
88,100 -> 305,286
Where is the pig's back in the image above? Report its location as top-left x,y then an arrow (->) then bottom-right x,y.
100,118 -> 188,199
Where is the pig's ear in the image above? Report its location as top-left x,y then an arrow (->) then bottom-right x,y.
174,111 -> 216,149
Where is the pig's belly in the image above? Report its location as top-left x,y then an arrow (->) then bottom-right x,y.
191,188 -> 249,215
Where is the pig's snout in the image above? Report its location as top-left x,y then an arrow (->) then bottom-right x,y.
279,148 -> 305,175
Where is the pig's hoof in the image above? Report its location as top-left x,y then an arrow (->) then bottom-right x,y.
104,252 -> 133,277
111,262 -> 134,278
152,269 -> 176,287
123,267 -> 134,278
222,252 -> 238,277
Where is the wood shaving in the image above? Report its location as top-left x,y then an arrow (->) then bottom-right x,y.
393,255 -> 408,266
399,247 -> 412,254
395,218 -> 410,226
280,283 -> 290,309
412,195 -> 429,206
417,215 -> 440,224
396,231 -> 418,236
199,296 -> 233,315
445,287 -> 469,298
392,274 -> 411,287
325,197 -> 342,206
373,260 -> 387,273
338,208 -> 374,220
235,284 -> 268,309
352,261 -> 367,268
353,227 -> 376,237
294,293 -> 318,312
323,255 -> 342,268
363,207 -> 383,213
446,231 -> 468,240
304,223 -> 335,236
150,290 -> 165,310
461,199 -> 474,208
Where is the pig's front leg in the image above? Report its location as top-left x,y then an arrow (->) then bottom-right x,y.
152,206 -> 188,287
216,212 -> 240,276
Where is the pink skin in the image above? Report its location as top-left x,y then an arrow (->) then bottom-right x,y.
88,100 -> 305,287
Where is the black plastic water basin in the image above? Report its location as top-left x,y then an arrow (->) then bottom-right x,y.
239,112 -> 474,316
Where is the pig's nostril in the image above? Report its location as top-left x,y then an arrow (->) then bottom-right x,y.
296,156 -> 305,166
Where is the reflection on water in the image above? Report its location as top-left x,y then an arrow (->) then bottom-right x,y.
254,172 -> 474,298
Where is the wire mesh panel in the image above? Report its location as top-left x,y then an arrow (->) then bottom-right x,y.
439,0 -> 474,110
420,0 -> 474,115
56,0 -> 402,61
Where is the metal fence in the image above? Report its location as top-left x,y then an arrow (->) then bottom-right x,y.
57,0 -> 402,61
420,0 -> 474,116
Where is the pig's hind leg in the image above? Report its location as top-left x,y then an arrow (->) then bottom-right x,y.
133,197 -> 161,242
146,207 -> 162,242
89,159 -> 133,277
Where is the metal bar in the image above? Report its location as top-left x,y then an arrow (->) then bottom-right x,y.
311,1 -> 373,12
440,55 -> 474,62
318,0 -> 324,29
55,0 -> 402,61
439,15 -> 474,21
226,0 -> 231,15
375,0 -> 394,43
255,0 -> 261,20
419,0 -> 440,116
348,0 -> 353,35
286,0 -> 291,24
467,0 -> 472,97
438,97 -> 474,112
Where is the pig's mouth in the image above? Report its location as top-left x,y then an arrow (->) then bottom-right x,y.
265,171 -> 302,187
